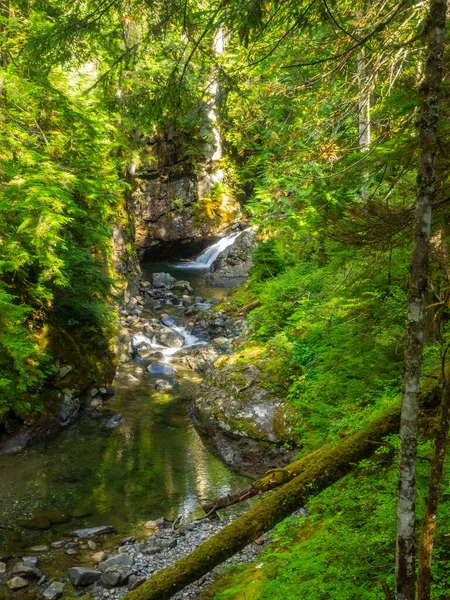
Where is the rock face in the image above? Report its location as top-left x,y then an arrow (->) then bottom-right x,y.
131,131 -> 239,259
192,352 -> 297,473
206,229 -> 257,288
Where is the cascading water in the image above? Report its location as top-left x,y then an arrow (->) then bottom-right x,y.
176,231 -> 242,270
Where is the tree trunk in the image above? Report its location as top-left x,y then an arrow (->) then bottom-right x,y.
124,401 -> 421,600
0,0 -> 9,100
417,380 -> 450,600
395,1 -> 447,599
201,443 -> 333,514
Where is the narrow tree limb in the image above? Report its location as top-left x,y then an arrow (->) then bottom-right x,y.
201,443 -> 333,514
124,401 -> 426,600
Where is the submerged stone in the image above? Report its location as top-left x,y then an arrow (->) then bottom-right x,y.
16,517 -> 50,530
72,525 -> 115,538
43,581 -> 65,600
11,562 -> 42,578
147,361 -> 174,375
7,576 -> 28,590
105,414 -> 126,429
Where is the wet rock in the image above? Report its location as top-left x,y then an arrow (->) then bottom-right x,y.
22,557 -> 38,566
105,414 -> 126,429
206,229 -> 257,288
65,548 -> 77,556
68,566 -> 102,587
99,553 -> 133,571
160,315 -> 176,327
154,379 -> 178,392
60,394 -> 81,427
43,581 -> 65,599
172,280 -> 193,293
152,272 -> 176,289
155,327 -> 184,348
7,576 -> 28,590
11,561 -> 42,578
182,295 -> 194,307
147,361 -> 174,376
72,525 -> 115,538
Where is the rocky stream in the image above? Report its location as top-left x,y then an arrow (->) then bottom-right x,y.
0,231 -> 281,600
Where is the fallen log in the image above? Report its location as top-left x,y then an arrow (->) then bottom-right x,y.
201,443 -> 333,514
124,401 -> 416,600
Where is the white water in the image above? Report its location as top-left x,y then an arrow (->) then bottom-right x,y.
176,231 -> 242,270
132,325 -> 203,363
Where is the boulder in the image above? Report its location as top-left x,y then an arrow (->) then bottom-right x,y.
152,272 -> 176,289
68,566 -> 102,587
99,567 -> 132,588
43,581 -> 65,600
100,553 -> 133,571
206,229 -> 257,288
193,357 -> 297,471
155,327 -> 184,348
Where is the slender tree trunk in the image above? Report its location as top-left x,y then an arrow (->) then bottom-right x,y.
0,0 -> 9,101
417,381 -> 450,600
395,2 -> 447,599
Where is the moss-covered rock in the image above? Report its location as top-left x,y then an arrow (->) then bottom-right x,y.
192,349 -> 298,472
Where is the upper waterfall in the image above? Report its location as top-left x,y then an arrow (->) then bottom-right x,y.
177,231 -> 242,270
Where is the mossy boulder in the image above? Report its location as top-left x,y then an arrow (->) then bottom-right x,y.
192,353 -> 298,472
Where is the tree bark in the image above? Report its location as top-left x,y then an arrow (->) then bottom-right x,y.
124,402 -> 419,600
395,1 -> 447,599
417,380 -> 450,600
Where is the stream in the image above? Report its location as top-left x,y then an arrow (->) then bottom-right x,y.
0,236 -> 249,563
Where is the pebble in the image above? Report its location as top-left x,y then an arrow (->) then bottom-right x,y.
7,576 -> 28,590
88,516 -> 267,599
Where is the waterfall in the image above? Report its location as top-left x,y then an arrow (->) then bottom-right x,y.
180,231 -> 241,270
